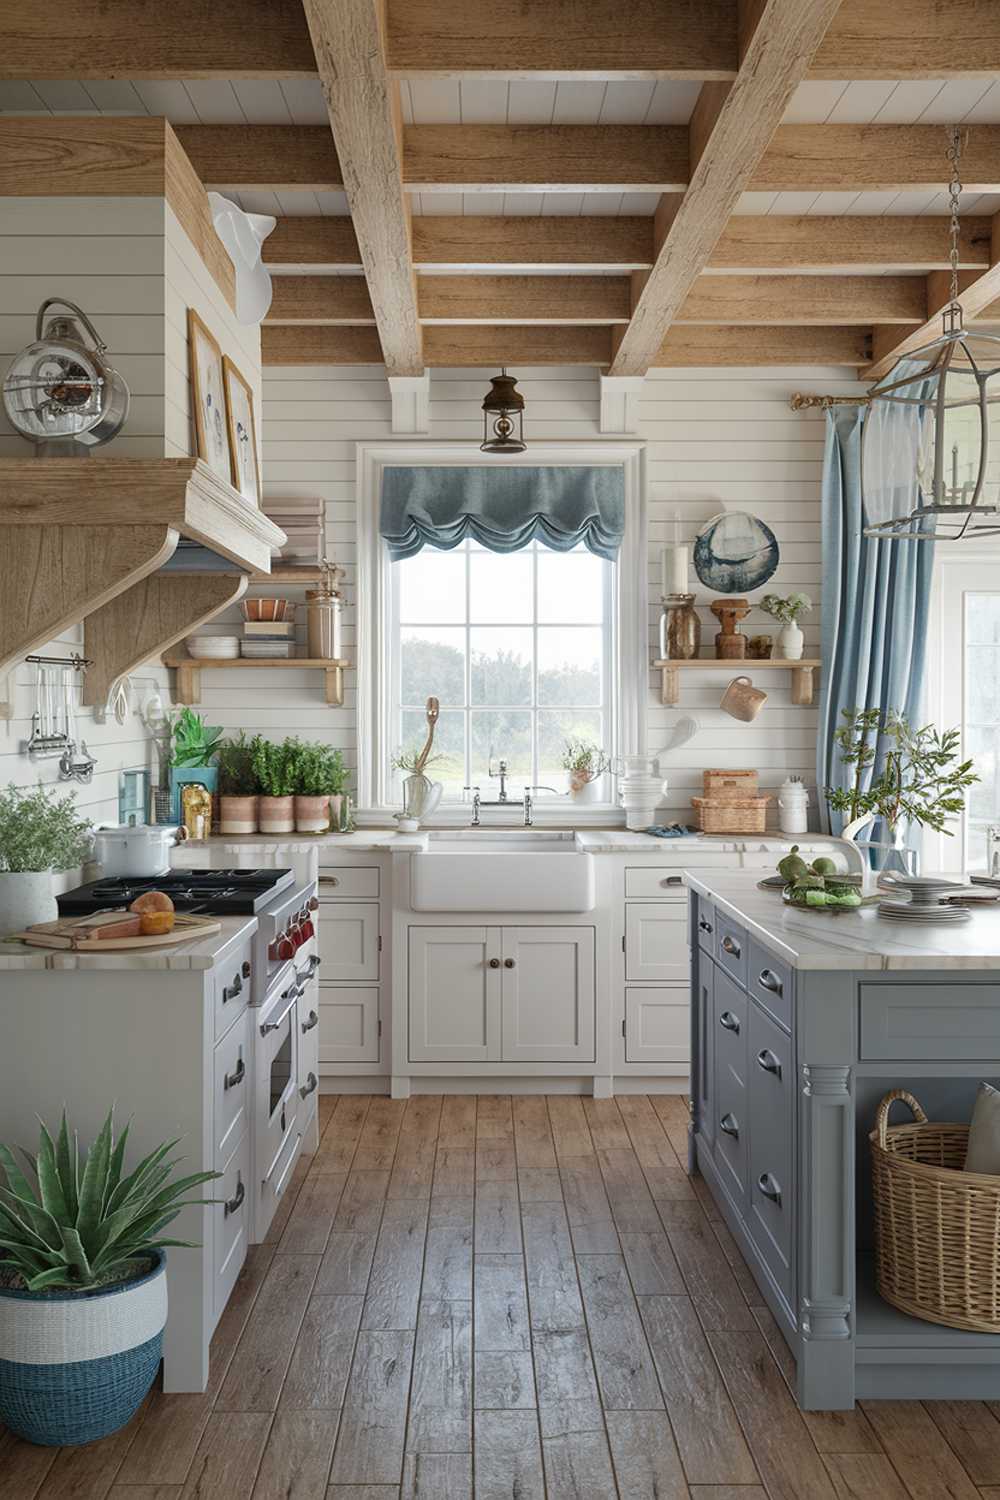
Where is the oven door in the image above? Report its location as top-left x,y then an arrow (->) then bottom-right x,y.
255,968 -> 300,1182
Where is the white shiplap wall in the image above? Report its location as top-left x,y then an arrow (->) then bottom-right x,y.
219,360 -> 866,826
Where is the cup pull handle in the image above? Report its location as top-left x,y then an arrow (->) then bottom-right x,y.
757,1172 -> 782,1205
721,935 -> 741,958
299,1071 -> 319,1100
719,1113 -> 740,1139
719,1010 -> 740,1034
759,968 -> 783,996
301,1009 -> 319,1034
756,1048 -> 782,1079
222,972 -> 242,1002
224,1174 -> 245,1217
661,875 -> 683,886
698,917 -> 713,934
223,1056 -> 246,1091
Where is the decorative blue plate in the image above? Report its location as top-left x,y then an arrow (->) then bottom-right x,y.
693,511 -> 779,593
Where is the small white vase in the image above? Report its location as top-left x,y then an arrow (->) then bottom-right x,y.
566,771 -> 602,804
0,871 -> 57,938
778,620 -> 804,660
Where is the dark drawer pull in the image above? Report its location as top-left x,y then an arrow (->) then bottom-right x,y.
223,1056 -> 245,1091
719,1010 -> 740,1034
698,917 -> 713,934
758,968 -> 783,997
222,972 -> 242,1003
301,1008 -> 319,1034
756,1048 -> 782,1079
300,1070 -> 318,1100
721,935 -> 741,958
661,875 -> 683,886
757,1171 -> 782,1205
719,1112 -> 740,1138
224,1174 -> 245,1217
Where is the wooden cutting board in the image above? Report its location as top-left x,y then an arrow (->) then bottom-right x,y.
15,910 -> 223,951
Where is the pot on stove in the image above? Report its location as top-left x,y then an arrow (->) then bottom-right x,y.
92,822 -> 185,879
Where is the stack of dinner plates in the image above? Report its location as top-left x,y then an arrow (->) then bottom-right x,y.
877,874 -> 973,925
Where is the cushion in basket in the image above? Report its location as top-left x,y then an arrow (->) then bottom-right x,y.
964,1082 -> 1000,1174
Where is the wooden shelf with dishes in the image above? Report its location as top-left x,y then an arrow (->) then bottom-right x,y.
653,657 -> 821,707
163,653 -> 349,707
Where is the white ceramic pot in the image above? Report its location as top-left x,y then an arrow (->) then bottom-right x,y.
778,621 -> 804,661
619,757 -> 669,831
93,824 -> 180,878
0,871 -> 58,937
566,771 -> 602,803
258,796 -> 295,834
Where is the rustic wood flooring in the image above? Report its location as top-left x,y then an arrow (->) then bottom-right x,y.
4,1092 -> 1000,1499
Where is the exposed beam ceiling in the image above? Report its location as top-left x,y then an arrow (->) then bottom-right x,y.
707,215 -> 992,272
175,125 -> 341,191
265,218 -> 363,273
402,125 -> 689,194
409,217 -> 655,273
300,0 -> 423,376
610,0 -> 842,376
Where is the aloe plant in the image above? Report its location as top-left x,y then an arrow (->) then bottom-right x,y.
0,1110 -> 219,1293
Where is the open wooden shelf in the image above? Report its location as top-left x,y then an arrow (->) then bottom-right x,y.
248,565 -> 324,584
164,654 -> 350,706
653,657 -> 820,706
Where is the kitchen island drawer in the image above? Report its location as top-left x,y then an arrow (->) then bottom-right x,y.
713,967 -> 748,1087
714,913 -> 747,988
318,866 -> 380,899
213,940 -> 252,1042
748,938 -> 793,1033
213,1129 -> 249,1324
213,1007 -> 250,1171
747,1002 -> 793,1302
860,983 -> 1000,1060
713,1064 -> 747,1210
625,868 -> 686,901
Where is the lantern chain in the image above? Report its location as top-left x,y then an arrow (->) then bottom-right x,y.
947,124 -> 964,309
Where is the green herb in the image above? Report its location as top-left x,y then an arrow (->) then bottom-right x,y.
296,742 -> 350,797
251,737 -> 301,798
0,1108 -> 218,1293
0,784 -> 92,873
391,747 -> 444,774
827,708 -> 978,836
560,739 -> 610,779
216,732 -> 261,797
759,592 -> 812,625
170,708 -> 223,769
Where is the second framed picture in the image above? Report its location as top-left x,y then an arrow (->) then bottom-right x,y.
187,309 -> 230,482
222,355 -> 261,507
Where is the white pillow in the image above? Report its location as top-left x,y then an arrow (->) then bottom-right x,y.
965,1082 -> 1000,1175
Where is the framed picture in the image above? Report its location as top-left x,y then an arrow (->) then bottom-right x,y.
222,354 -> 261,507
187,309 -> 229,482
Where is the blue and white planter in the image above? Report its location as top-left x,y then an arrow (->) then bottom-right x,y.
0,1251 -> 167,1446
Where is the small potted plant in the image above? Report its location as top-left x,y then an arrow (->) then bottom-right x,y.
0,784 -> 91,937
293,742 -> 343,833
759,592 -> 812,661
0,1108 -> 217,1446
561,739 -> 611,803
216,732 -> 261,835
169,707 -> 223,821
251,737 -> 300,834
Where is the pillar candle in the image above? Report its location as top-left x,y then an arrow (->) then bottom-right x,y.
661,545 -> 689,597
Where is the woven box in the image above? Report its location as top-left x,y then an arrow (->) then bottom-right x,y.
703,769 -> 759,800
690,795 -> 770,834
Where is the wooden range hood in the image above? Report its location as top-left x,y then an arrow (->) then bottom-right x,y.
0,457 -> 286,718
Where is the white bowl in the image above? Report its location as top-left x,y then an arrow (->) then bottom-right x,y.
186,635 -> 240,659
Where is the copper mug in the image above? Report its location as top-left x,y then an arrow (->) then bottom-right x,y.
720,675 -> 767,722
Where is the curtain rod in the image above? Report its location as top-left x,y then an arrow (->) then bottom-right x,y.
789,393 -> 869,411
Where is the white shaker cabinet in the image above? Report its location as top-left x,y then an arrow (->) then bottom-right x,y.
624,902 -> 688,982
319,985 -> 381,1063
500,926 -> 595,1063
408,926 -> 499,1061
318,900 -> 380,981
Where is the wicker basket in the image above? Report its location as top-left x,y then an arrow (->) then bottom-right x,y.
691,794 -> 770,834
703,768 -> 758,800
870,1089 -> 1000,1333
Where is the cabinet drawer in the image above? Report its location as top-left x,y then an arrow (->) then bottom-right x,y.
318,901 -> 380,981
318,866 -> 380,900
625,986 -> 688,1065
747,938 -> 793,1033
625,868 -> 686,901
747,1003 -> 793,1300
213,1129 -> 249,1324
625,904 -> 688,982
257,1125 -> 304,1241
713,967 -> 749,1089
213,1007 -> 250,1172
319,985 -> 380,1063
695,895 -> 716,954
213,939 -> 252,1042
713,1064 -> 747,1210
860,983 -> 1000,1061
714,913 -> 748,988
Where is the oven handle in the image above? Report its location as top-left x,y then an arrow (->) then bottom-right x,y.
295,954 -> 322,984
259,989 -> 301,1037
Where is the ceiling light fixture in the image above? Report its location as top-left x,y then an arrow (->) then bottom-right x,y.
480,368 -> 526,454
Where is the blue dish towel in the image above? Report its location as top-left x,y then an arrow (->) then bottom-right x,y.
644,824 -> 699,838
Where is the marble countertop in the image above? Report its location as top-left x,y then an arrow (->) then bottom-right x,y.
686,871 -> 1000,971
183,828 -> 850,857
0,916 -> 257,972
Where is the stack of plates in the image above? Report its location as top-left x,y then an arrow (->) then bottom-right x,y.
185,635 -> 239,660
877,874 -> 973,925
240,640 -> 296,659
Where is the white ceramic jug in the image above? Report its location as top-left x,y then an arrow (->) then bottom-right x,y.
403,774 -> 443,824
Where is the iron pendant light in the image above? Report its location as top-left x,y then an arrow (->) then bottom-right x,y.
862,127 -> 1000,540
2,298 -> 130,456
480,368 -> 526,453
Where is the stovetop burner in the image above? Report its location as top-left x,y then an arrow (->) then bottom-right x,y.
57,868 -> 295,916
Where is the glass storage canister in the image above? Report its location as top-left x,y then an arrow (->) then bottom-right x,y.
306,588 -> 342,660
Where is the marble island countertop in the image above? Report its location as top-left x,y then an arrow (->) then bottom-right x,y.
686,870 -> 1000,970
0,915 -> 257,972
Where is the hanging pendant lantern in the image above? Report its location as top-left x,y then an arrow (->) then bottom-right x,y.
480,368 -> 526,453
862,127 -> 1000,541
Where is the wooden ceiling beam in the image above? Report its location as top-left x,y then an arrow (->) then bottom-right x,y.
411,216 -> 655,271
403,124 -> 689,193
266,276 -> 376,325
261,326 -> 384,365
300,0 -> 423,376
753,125 -> 1000,194
651,325 -> 871,366
263,218 -> 362,271
675,274 -> 926,325
611,0 -> 842,376
709,214 -> 992,271
417,275 -> 632,325
811,0 -> 1000,80
175,125 -> 341,190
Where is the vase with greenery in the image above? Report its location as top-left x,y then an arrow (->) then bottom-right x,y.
216,732 -> 261,835
759,592 -> 812,661
0,1108 -> 218,1446
0,784 -> 92,937
251,737 -> 301,833
391,747 -> 444,825
168,708 -> 223,822
826,707 -> 978,872
293,742 -> 349,832
561,739 -> 610,803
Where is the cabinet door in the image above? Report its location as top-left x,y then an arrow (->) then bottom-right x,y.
318,901 -> 380,981
408,926 -> 500,1062
500,927 -> 595,1063
625,904 -> 688,982
625,985 -> 688,1065
318,985 -> 380,1064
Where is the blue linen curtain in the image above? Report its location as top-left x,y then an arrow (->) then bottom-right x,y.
379,465 -> 625,561
817,406 -> 935,832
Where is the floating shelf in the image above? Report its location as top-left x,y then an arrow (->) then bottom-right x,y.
248,565 -> 324,584
164,654 -> 349,707
653,657 -> 820,707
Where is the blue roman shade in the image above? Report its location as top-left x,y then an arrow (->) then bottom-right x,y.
379,465 -> 625,561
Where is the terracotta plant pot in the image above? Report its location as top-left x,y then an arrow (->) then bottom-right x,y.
219,794 -> 258,835
295,794 -> 330,833
258,795 -> 295,834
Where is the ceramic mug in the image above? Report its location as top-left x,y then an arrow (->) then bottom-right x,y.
720,675 -> 768,722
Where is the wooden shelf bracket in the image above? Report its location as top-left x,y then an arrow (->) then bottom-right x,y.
655,658 -> 819,707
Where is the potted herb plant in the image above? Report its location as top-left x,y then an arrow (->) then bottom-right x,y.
169,708 -> 223,822
0,784 -> 91,937
294,743 -> 350,833
0,1108 -> 217,1446
759,592 -> 812,661
251,737 -> 300,834
217,732 -> 261,834
561,739 -> 610,803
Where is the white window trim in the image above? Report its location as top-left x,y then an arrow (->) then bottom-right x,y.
356,441 -> 647,824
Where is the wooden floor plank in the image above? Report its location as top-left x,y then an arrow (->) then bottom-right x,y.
329,1330 -> 415,1486
860,1401 -> 981,1500
475,1142 -> 518,1183
437,1095 -> 476,1150
666,1220 -> 757,1333
401,1450 -> 471,1498
474,1253 -> 531,1353
315,1231 -> 377,1296
328,1488 -> 398,1499
546,1097 -> 593,1159
216,1254 -> 320,1412
361,1199 -> 429,1331
520,1201 -> 586,1333
473,1410 -> 545,1500
569,1219 -> 620,1254
576,1255 -> 663,1411
406,1299 -> 473,1455
474,1182 -> 522,1254
605,1409 -> 691,1500
179,1411 -> 272,1500
422,1214 -> 474,1302
542,1429 -> 619,1499
263,1155 -> 310,1245
311,1096 -> 371,1174
279,1294 -> 363,1410
617,1094 -> 695,1201
0,1428 -> 57,1500
560,1153 -> 613,1227
582,1097 -> 632,1151
433,1147 -> 475,1197
476,1095 -> 514,1141
353,1098 -> 407,1171
331,1170 -> 390,1234
532,1328 -> 604,1439
709,1219 -> 762,1305
512,1095 -> 558,1170
388,1097 -> 443,1199
474,1350 -> 537,1410
278,1172 -> 347,1255
517,1166 -> 563,1202
926,1401 -> 1000,1486
748,1303 -> 879,1456
822,1452 -> 910,1498
619,1229 -> 685,1295
597,1147 -> 663,1233
32,1394 -> 150,1500
107,1485 -> 183,1499
252,1409 -> 337,1499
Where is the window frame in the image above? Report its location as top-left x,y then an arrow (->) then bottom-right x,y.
356,441 -> 646,822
